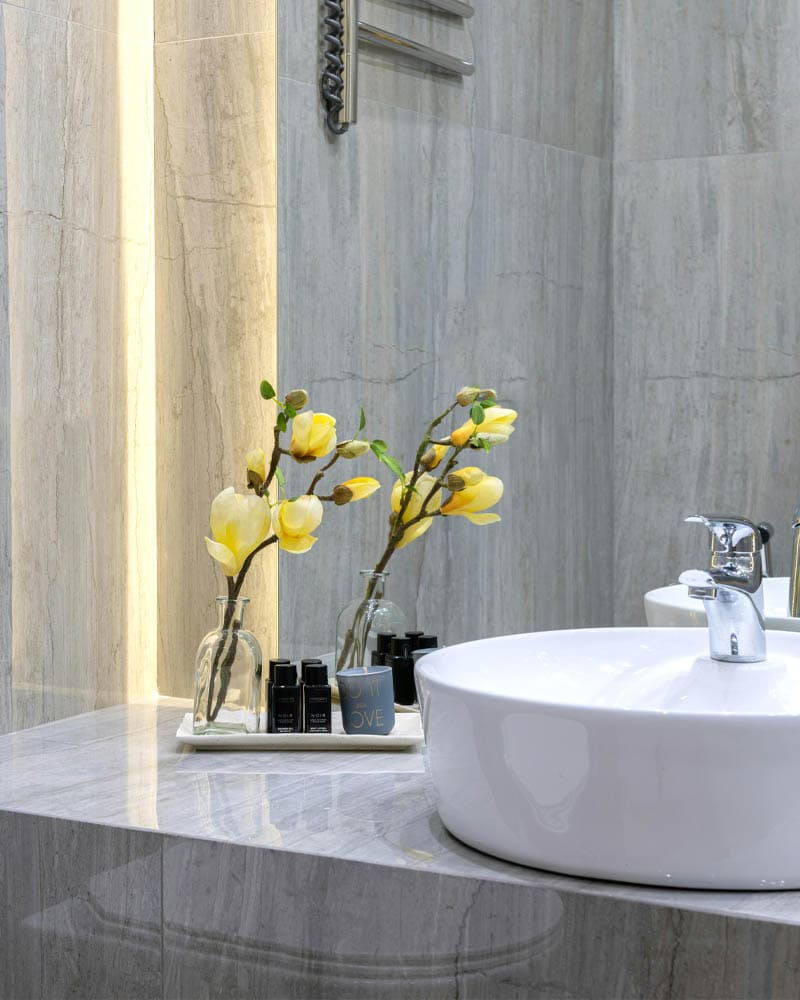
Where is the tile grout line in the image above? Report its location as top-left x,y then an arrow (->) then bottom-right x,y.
0,0 -> 151,43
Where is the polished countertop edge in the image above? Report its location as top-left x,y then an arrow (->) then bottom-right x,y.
2,696 -> 800,929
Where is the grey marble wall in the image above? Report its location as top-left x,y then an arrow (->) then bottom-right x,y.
614,1 -> 800,623
154,0 -> 279,696
0,1 -> 157,733
277,0 -> 614,658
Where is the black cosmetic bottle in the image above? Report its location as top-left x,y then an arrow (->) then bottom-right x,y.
371,631 -> 396,666
267,658 -> 290,733
389,635 -> 416,705
303,663 -> 332,734
271,663 -> 302,733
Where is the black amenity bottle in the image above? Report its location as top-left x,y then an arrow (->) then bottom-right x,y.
303,663 -> 332,734
271,663 -> 302,733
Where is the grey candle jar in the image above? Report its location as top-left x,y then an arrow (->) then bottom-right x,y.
337,666 -> 396,735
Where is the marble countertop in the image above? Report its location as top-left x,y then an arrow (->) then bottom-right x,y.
2,696 -> 800,928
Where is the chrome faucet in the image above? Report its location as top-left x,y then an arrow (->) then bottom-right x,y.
679,514 -> 766,663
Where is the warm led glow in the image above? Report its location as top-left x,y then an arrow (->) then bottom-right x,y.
118,0 -> 157,705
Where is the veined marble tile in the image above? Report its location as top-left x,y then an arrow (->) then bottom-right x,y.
155,29 -> 278,698
156,0 -> 274,43
0,812 -> 163,1000
280,0 -> 612,158
615,0 -> 800,159
0,206 -> 9,734
614,153 -> 800,624
0,0 -> 153,39
278,78 -> 613,656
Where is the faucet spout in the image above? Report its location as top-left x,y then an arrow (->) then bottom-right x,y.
679,570 -> 766,662
681,514 -> 766,663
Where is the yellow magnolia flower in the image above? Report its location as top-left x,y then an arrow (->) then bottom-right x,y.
205,487 -> 272,577
441,468 -> 503,524
272,495 -> 323,553
391,472 -> 442,549
420,443 -> 448,471
332,477 -> 381,505
450,406 -> 517,448
245,447 -> 266,489
289,411 -> 337,463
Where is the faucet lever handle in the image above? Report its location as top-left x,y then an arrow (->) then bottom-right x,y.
685,514 -> 763,593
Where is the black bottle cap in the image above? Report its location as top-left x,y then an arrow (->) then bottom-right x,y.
390,635 -> 410,657
415,634 -> 438,649
300,658 -> 323,682
405,629 -> 425,640
304,663 -> 329,686
274,663 -> 298,686
376,632 -> 396,655
268,658 -> 290,682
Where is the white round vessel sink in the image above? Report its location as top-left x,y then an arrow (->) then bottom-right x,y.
645,576 -> 800,632
416,628 -> 800,890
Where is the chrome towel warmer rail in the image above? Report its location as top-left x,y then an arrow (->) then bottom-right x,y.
321,0 -> 474,135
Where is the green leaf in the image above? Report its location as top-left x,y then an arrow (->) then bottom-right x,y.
380,453 -> 405,482
470,402 -> 485,425
277,412 -> 287,433
480,398 -> 499,409
370,439 -> 388,456
358,407 -> 366,432
284,404 -> 296,420
275,467 -> 285,491
478,437 -> 492,453
260,380 -> 276,400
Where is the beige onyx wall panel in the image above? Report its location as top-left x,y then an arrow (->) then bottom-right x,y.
2,3 -> 156,731
155,14 -> 278,697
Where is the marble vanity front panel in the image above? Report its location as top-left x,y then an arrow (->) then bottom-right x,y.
0,811 -> 163,1000
3,700 -> 800,998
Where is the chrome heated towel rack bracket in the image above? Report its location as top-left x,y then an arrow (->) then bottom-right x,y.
321,0 -> 474,134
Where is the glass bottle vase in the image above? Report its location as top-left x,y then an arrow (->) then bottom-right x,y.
193,597 -> 263,734
335,570 -> 408,674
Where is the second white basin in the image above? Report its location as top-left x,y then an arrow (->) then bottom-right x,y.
416,628 -> 800,890
645,576 -> 800,632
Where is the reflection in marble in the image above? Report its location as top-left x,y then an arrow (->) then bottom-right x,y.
615,0 -> 800,160
3,700 -> 800,998
279,0 -> 612,157
0,4 -> 156,731
155,24 -> 278,697
0,812 -> 162,1000
278,77 -> 613,659
614,153 -> 800,625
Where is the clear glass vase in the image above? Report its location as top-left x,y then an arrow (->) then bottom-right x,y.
193,597 -> 263,734
335,570 -> 408,674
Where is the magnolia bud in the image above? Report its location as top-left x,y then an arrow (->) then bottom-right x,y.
332,485 -> 354,505
284,389 -> 309,412
247,469 -> 264,491
478,388 -> 497,402
446,473 -> 466,493
456,386 -> 480,407
336,438 -> 371,459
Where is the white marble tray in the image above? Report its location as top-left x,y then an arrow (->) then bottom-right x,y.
176,711 -> 424,751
